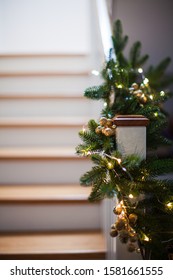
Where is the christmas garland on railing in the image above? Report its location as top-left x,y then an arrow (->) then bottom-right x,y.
76,20 -> 173,259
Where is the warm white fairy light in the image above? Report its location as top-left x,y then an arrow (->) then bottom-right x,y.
117,158 -> 122,164
167,202 -> 173,209
143,234 -> 150,242
160,91 -> 165,96
154,112 -> 158,117
104,102 -> 107,107
91,70 -> 99,76
149,95 -> 154,100
143,78 -> 149,85
117,84 -> 123,89
129,194 -> 134,199
138,68 -> 143,73
82,126 -> 86,132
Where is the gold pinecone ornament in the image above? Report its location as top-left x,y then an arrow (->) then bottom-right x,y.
95,117 -> 116,136
129,82 -> 148,104
110,200 -> 140,254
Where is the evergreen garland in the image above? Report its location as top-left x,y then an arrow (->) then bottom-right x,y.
76,19 -> 173,259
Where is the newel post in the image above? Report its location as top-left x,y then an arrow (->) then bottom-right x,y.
104,115 -> 149,260
113,115 -> 149,159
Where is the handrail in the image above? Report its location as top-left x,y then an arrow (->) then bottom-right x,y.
95,0 -> 116,60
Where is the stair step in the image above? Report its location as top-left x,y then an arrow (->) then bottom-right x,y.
0,184 -> 91,204
0,117 -> 89,127
0,96 -> 101,118
0,231 -> 106,260
0,93 -> 85,99
0,147 -> 92,184
0,71 -> 89,77
0,54 -> 91,73
0,185 -> 101,232
0,75 -> 100,94
0,147 -> 83,160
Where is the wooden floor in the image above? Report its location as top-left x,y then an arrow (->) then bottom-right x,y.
0,231 -> 106,260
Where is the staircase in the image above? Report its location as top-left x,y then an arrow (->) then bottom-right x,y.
0,51 -> 106,259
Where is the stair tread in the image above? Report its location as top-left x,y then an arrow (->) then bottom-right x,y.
0,117 -> 89,127
0,94 -> 85,100
0,147 -> 85,159
0,231 -> 106,259
0,184 -> 91,203
0,71 -> 90,77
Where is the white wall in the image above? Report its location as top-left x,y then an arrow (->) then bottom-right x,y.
0,0 -> 90,54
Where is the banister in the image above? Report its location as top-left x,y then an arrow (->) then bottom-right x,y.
95,0 -> 116,60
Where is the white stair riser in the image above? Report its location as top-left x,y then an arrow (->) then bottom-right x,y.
0,99 -> 102,118
0,127 -> 82,147
0,56 -> 91,73
0,76 -> 100,94
0,160 -> 92,184
0,203 -> 100,232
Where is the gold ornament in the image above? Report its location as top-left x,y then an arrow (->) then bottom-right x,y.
111,223 -> 116,229
113,205 -> 122,215
116,218 -> 126,230
132,83 -> 139,90
129,234 -> 138,243
110,229 -> 118,237
106,118 -> 113,127
129,213 -> 138,224
95,126 -> 102,134
99,117 -> 107,126
103,127 -> 114,136
127,243 -> 136,252
119,230 -> 129,243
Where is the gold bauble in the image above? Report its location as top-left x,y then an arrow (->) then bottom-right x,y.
103,127 -> 114,137
129,234 -> 138,243
132,83 -> 139,90
111,223 -> 116,229
139,95 -> 147,104
113,205 -> 122,215
116,218 -> 126,230
129,213 -> 138,224
119,230 -> 129,243
95,126 -> 102,134
106,118 -> 113,127
127,243 -> 136,252
99,117 -> 107,126
110,229 -> 118,238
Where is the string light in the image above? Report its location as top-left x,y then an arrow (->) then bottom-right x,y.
143,234 -> 150,242
143,78 -> 149,85
149,95 -> 154,100
129,194 -> 134,199
117,84 -> 123,89
138,68 -> 143,73
91,70 -> 99,76
166,202 -> 173,209
154,112 -> 158,117
160,91 -> 165,96
117,158 -> 122,164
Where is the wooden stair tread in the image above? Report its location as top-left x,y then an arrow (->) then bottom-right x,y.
0,185 -> 91,203
0,231 -> 106,260
0,53 -> 88,58
0,94 -> 85,100
0,117 -> 88,127
0,147 -> 86,160
0,71 -> 89,77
